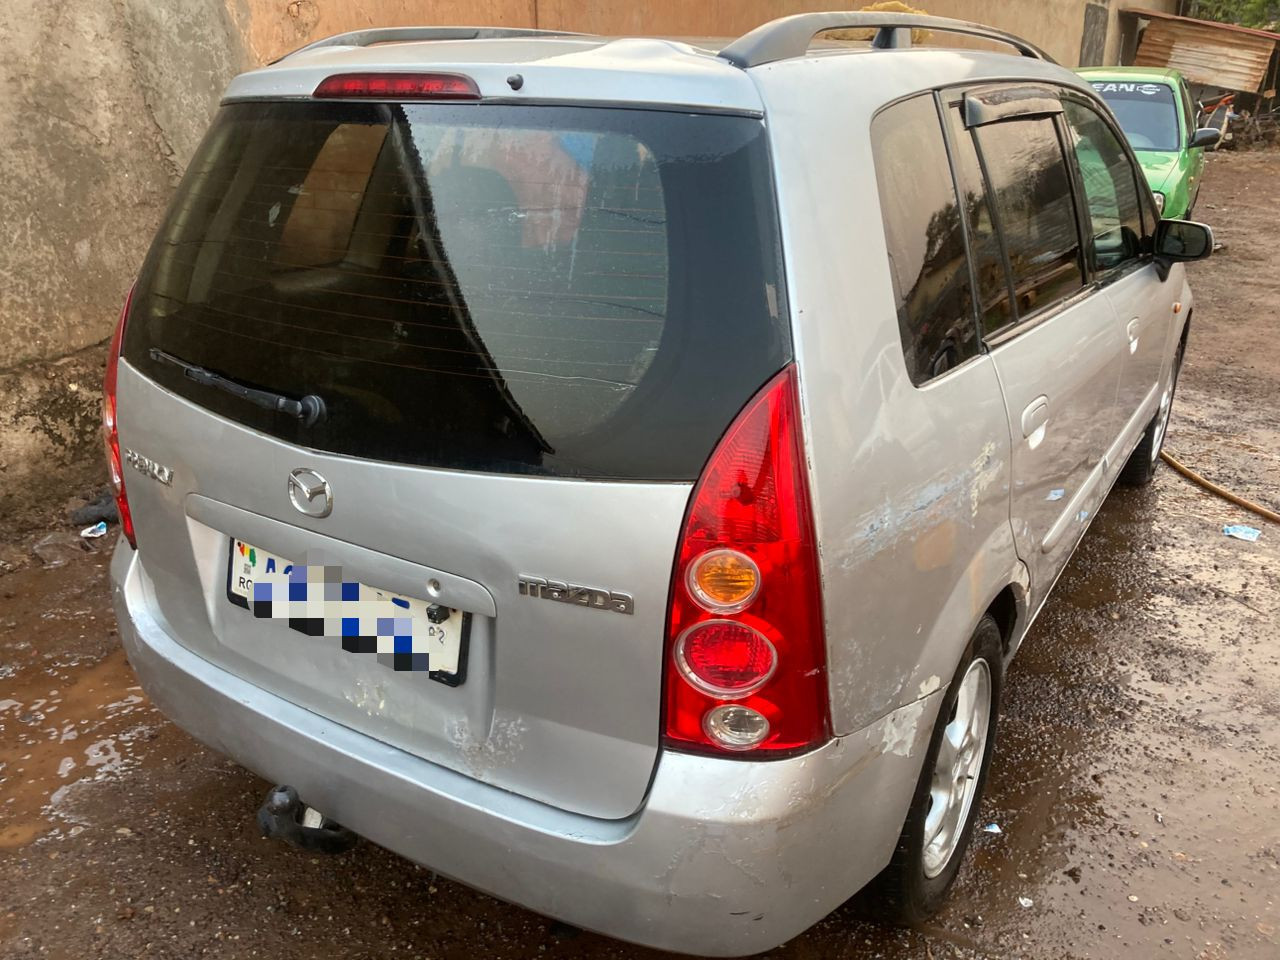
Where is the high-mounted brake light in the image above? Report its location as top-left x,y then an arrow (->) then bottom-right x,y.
103,287 -> 136,549
313,73 -> 480,100
663,365 -> 830,757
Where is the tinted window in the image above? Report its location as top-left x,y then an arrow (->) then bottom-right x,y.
124,102 -> 788,480
1063,100 -> 1146,272
872,95 -> 978,384
1178,81 -> 1195,137
1090,81 -> 1180,151
973,117 -> 1085,318
946,106 -> 1014,335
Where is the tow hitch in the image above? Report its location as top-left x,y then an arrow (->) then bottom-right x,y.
256,785 -> 357,854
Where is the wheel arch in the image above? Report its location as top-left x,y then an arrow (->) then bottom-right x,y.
895,532 -> 1030,721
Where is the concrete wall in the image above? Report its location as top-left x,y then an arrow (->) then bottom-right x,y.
226,0 -> 1179,79
226,0 -> 536,65
0,0 -> 246,370
0,0 -> 1176,533
0,0 -> 247,531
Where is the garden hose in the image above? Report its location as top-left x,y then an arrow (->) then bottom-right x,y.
1161,450 -> 1280,526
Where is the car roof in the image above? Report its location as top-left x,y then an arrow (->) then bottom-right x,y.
223,37 -> 765,113
223,32 -> 1090,114
1077,65 -> 1185,85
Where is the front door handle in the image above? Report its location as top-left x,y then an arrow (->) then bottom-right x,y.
1126,317 -> 1140,353
1021,396 -> 1049,439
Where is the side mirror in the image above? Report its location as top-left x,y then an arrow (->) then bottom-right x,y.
1189,127 -> 1221,149
1154,218 -> 1214,279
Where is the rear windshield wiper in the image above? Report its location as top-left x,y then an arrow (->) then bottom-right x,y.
150,349 -> 327,426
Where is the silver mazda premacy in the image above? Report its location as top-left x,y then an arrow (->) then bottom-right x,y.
106,12 -> 1212,955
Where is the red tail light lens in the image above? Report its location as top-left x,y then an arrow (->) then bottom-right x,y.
313,73 -> 480,100
676,620 -> 777,697
663,365 -> 830,756
103,287 -> 136,549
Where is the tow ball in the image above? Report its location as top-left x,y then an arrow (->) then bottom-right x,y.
256,785 -> 357,854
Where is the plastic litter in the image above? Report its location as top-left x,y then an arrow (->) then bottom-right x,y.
1223,524 -> 1261,542
982,823 -> 1002,834
1017,896 -> 1034,908
32,532 -> 87,568
80,521 -> 109,539
1046,488 -> 1065,501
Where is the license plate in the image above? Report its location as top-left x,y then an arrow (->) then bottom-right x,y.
226,538 -> 468,685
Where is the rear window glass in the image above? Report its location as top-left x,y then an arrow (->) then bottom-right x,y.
124,102 -> 788,480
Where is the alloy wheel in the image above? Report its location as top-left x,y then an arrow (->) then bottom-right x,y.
922,658 -> 992,879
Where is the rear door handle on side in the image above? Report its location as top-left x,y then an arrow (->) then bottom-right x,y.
1126,317 -> 1140,353
1021,396 -> 1049,439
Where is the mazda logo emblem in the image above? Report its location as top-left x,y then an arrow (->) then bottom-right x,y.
287,468 -> 332,518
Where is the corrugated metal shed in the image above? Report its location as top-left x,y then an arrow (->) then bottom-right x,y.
1124,8 -> 1279,92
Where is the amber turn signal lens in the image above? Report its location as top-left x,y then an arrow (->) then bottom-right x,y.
686,549 -> 760,613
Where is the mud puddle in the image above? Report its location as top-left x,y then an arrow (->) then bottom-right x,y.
0,555 -> 162,848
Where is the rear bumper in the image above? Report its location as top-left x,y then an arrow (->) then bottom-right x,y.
112,544 -> 936,956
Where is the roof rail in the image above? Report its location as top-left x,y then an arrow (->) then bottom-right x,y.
719,12 -> 1055,68
275,26 -> 593,63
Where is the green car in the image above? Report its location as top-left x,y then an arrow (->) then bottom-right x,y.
1078,66 -> 1220,219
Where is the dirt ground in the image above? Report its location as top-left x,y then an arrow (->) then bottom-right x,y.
2,149 -> 1278,960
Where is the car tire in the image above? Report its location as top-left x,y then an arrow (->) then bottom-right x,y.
865,615 -> 1003,924
1119,335 -> 1185,487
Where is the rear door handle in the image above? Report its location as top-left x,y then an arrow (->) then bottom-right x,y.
1126,317 -> 1140,353
1021,396 -> 1049,439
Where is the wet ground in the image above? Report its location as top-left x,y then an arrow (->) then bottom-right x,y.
2,149 -> 1279,960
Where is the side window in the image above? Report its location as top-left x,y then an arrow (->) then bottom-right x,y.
1062,100 -> 1146,273
871,95 -> 979,385
971,116 -> 1085,318
946,106 -> 1014,335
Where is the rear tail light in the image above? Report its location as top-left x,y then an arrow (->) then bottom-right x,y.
313,73 -> 480,100
663,365 -> 830,757
103,287 -> 136,549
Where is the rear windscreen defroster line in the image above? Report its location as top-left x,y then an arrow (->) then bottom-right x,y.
124,101 -> 790,481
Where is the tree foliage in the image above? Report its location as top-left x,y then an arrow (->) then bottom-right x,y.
1182,0 -> 1280,30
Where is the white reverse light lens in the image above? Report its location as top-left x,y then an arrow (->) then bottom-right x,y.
703,704 -> 770,751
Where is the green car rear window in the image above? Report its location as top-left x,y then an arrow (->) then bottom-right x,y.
1090,82 -> 1180,151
